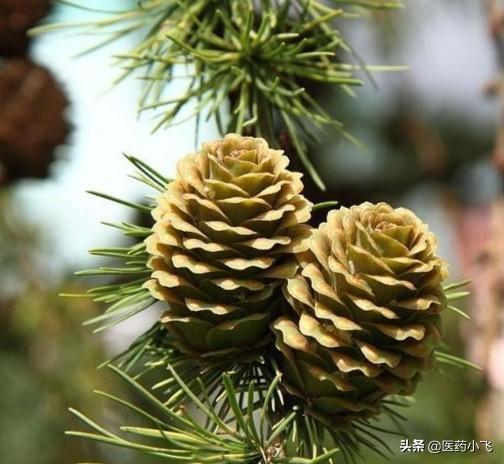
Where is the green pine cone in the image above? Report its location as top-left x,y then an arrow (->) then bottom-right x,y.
145,134 -> 312,359
272,202 -> 448,425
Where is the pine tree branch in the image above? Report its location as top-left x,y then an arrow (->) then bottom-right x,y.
33,0 -> 403,190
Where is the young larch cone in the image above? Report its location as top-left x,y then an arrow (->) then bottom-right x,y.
272,202 -> 448,424
0,0 -> 50,56
145,134 -> 312,358
0,59 -> 69,185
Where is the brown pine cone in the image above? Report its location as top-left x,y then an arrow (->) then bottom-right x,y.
0,58 -> 69,185
0,0 -> 50,56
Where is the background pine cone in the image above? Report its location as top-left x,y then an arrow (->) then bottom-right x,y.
145,134 -> 312,359
0,0 -> 50,56
0,59 -> 69,186
273,202 -> 448,424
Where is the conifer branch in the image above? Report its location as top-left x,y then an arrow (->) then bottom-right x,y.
67,364 -> 408,463
34,0 -> 403,190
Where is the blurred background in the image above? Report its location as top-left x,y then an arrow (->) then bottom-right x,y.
1,0 -> 504,462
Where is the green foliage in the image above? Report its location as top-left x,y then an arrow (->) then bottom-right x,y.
70,366 -> 271,463
35,0 -> 402,190
64,155 -> 162,333
68,361 -> 412,463
435,281 -> 481,372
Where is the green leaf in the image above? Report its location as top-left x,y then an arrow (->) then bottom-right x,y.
87,190 -> 152,213
313,201 -> 339,212
435,351 -> 482,371
447,305 -> 471,320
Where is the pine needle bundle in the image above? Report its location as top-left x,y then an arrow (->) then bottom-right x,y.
34,0 -> 403,189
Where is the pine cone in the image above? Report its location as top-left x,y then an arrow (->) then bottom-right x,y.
273,202 -> 448,424
145,134 -> 312,358
0,59 -> 69,185
0,0 -> 50,56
